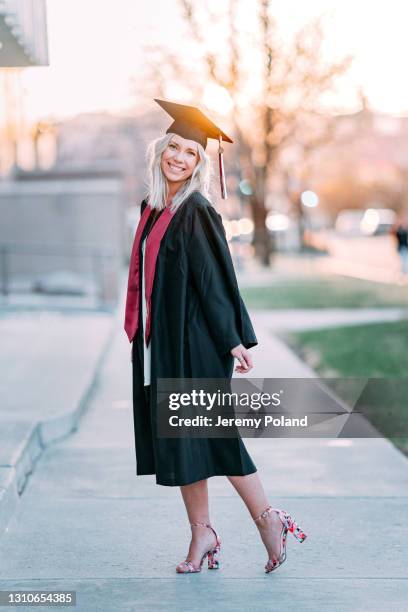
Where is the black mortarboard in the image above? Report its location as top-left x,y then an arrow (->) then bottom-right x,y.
154,98 -> 233,198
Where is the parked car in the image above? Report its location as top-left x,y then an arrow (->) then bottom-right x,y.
334,208 -> 396,236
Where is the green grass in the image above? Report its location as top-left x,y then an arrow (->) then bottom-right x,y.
241,276 -> 408,309
279,320 -> 408,456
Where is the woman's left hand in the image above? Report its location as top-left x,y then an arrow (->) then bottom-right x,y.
231,344 -> 253,374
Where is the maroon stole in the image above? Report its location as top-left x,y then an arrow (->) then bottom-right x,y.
124,202 -> 175,345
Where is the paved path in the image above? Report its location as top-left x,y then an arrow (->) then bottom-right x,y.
0,312 -> 407,611
236,252 -> 408,287
0,309 -> 115,534
252,308 -> 408,333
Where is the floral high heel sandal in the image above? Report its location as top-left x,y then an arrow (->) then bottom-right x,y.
176,522 -> 221,573
254,505 -> 307,573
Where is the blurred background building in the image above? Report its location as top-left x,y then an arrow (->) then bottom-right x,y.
0,0 -> 48,175
0,1 -> 126,308
0,0 -> 48,66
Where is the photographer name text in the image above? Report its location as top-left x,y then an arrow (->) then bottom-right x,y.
168,415 -> 308,428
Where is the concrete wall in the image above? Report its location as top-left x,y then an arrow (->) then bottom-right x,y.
0,176 -> 125,302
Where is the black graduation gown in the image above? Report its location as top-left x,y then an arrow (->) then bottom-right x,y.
131,190 -> 258,486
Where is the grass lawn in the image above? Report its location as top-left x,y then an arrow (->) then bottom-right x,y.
241,276 -> 408,309
278,320 -> 408,456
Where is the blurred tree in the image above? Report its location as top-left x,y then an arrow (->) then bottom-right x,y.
142,0 -> 352,265
395,166 -> 408,215
31,120 -> 56,170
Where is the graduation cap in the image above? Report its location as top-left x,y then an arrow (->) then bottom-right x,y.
154,98 -> 233,199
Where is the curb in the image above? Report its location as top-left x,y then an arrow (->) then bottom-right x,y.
0,310 -> 118,537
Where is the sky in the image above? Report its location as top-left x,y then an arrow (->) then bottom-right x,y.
19,0 -> 408,122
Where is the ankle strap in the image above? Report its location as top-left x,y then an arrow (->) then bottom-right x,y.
254,505 -> 273,523
190,521 -> 219,543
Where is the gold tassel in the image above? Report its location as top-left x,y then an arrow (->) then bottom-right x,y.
218,134 -> 228,199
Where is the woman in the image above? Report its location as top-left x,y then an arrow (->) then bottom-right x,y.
392,214 -> 408,280
124,99 -> 307,574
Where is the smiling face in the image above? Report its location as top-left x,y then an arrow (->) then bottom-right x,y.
161,134 -> 200,188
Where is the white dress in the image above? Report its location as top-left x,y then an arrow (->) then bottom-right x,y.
141,237 -> 151,386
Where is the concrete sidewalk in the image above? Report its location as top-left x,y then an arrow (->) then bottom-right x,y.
0,307 -> 407,610
236,251 -> 408,287
0,308 -> 116,535
252,307 -> 408,332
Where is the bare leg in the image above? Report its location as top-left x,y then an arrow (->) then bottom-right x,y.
227,472 -> 269,519
228,472 -> 283,563
178,479 -> 218,567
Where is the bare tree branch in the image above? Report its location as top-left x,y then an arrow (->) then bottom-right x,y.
140,0 -> 353,265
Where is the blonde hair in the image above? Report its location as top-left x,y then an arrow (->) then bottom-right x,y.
144,132 -> 212,213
